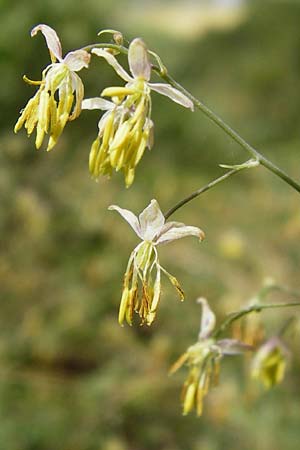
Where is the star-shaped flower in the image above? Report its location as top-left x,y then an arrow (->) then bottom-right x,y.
109,199 -> 205,326
15,24 -> 90,151
82,38 -> 193,186
170,298 -> 251,416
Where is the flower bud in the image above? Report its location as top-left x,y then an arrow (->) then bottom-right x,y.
251,336 -> 288,388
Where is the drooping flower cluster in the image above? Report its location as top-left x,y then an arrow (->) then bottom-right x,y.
15,26 -> 194,186
83,38 -> 193,186
82,94 -> 153,187
14,24 -> 90,151
109,200 -> 205,325
170,298 -> 250,416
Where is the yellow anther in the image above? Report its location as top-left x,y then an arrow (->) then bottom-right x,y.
124,167 -> 135,188
23,75 -> 42,86
89,137 -> 100,174
101,86 -> 136,98
110,121 -> 131,150
118,287 -> 130,325
183,383 -> 196,416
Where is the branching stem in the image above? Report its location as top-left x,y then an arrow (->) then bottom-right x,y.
164,166 -> 243,219
213,301 -> 300,339
156,71 -> 300,194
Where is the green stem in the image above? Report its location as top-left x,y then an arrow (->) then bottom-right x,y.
213,301 -> 300,339
154,71 -> 300,194
82,43 -> 129,54
164,167 -> 241,219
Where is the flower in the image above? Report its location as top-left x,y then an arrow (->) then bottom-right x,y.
170,298 -> 250,416
251,336 -> 288,389
82,96 -> 154,187
82,38 -> 193,186
15,24 -> 90,151
109,199 -> 205,326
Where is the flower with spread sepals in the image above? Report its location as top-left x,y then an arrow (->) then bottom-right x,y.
82,96 -> 154,187
109,199 -> 205,326
170,298 -> 251,416
251,336 -> 289,389
15,24 -> 90,151
83,38 -> 193,186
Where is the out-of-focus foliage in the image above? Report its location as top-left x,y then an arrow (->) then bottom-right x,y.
1,1 -> 300,449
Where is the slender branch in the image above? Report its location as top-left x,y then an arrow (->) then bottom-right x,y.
213,301 -> 300,339
164,167 -> 241,220
81,43 -> 129,54
164,159 -> 259,219
154,70 -> 300,194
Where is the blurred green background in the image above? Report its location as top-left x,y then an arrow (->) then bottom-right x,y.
1,0 -> 300,449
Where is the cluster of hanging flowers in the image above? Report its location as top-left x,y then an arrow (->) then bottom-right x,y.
170,298 -> 251,416
83,38 -> 193,186
109,199 -> 205,326
15,25 -> 193,186
14,24 -> 90,151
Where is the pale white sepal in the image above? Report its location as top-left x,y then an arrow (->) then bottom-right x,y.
139,199 -> 165,241
31,24 -> 63,61
92,48 -> 132,82
63,50 -> 91,71
156,222 -> 205,245
218,339 -> 252,355
108,205 -> 142,238
149,83 -> 194,110
69,72 -> 84,120
128,38 -> 151,82
82,97 -> 115,111
197,297 -> 216,340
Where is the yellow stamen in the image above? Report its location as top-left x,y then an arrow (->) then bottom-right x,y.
102,86 -> 136,98
196,386 -> 204,416
110,121 -> 131,151
183,382 -> 196,416
23,75 -> 42,86
89,137 -> 100,174
124,167 -> 135,188
119,287 -> 130,326
169,353 -> 189,375
102,110 -> 116,148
